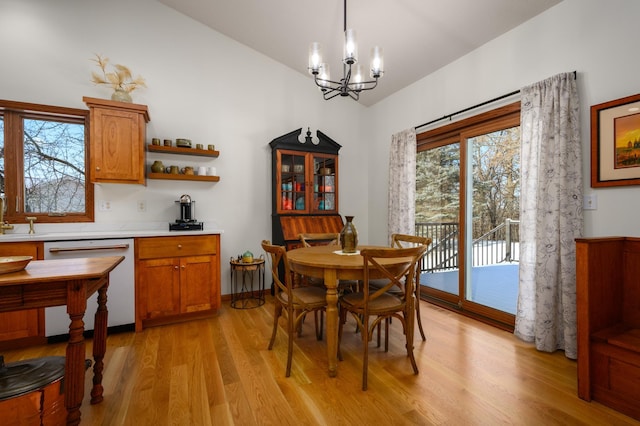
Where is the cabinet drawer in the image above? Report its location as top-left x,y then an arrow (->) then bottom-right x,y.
136,235 -> 218,259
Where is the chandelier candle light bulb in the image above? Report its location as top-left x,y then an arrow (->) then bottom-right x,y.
319,63 -> 331,88
353,64 -> 364,91
370,46 -> 384,78
343,29 -> 357,64
309,42 -> 323,73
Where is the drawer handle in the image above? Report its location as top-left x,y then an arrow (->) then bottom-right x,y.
49,244 -> 130,253
181,265 -> 186,269
177,244 -> 182,249
174,266 -> 179,270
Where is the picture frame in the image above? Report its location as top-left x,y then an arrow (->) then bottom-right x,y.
591,93 -> 640,187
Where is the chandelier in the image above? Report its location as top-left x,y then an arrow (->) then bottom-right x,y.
307,0 -> 384,101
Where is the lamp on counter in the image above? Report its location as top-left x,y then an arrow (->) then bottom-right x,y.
307,0 -> 384,101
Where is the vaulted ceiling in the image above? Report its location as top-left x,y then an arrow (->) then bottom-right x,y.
158,0 -> 563,106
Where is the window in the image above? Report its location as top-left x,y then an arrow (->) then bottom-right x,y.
0,100 -> 93,223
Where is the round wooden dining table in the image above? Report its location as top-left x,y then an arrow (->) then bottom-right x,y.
286,244 -> 412,377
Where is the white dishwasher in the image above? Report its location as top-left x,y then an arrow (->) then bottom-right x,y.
43,238 -> 135,337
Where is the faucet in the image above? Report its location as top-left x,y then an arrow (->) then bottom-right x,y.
26,216 -> 37,234
0,198 -> 14,234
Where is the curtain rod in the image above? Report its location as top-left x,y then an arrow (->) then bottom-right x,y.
414,70 -> 577,131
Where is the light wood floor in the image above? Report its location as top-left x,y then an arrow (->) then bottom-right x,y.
3,297 -> 638,425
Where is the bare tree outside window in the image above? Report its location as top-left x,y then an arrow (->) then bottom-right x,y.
23,119 -> 85,213
469,127 -> 520,237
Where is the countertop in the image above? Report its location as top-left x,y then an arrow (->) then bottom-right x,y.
0,222 -> 224,242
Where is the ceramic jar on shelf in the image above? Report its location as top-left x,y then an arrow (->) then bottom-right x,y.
151,160 -> 165,173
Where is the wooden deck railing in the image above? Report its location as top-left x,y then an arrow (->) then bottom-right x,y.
415,219 -> 519,273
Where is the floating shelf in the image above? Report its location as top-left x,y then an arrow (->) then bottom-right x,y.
147,144 -> 219,157
147,173 -> 220,182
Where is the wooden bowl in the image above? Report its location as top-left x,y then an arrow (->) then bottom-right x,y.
0,256 -> 33,274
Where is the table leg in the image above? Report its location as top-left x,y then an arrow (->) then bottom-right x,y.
91,282 -> 109,404
231,266 -> 237,306
323,268 -> 339,377
65,280 -> 87,426
259,263 -> 265,303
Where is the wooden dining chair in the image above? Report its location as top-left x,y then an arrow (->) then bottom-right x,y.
337,245 -> 427,390
297,233 -> 339,287
391,234 -> 432,341
261,240 -> 328,377
298,233 -> 358,293
367,234 -> 432,349
299,232 -> 340,247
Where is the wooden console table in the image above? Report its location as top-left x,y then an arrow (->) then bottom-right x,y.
0,256 -> 124,425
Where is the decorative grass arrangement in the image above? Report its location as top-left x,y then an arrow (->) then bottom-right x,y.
90,54 -> 146,100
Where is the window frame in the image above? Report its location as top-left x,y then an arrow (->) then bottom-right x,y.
0,99 -> 94,223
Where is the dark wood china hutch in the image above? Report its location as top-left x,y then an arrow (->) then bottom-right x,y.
269,128 -> 344,250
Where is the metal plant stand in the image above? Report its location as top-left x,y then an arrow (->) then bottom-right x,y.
230,257 -> 265,309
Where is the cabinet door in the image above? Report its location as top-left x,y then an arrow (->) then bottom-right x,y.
137,257 -> 181,320
311,153 -> 339,214
90,107 -> 145,184
179,255 -> 218,313
276,150 -> 308,213
0,242 -> 44,345
0,311 -> 42,343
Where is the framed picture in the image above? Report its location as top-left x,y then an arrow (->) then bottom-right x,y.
591,93 -> 640,187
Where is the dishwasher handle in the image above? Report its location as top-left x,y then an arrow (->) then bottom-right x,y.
48,243 -> 130,253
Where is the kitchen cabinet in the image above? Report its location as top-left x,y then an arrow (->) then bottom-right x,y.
84,97 -> 150,185
0,242 -> 45,350
146,144 -> 220,182
134,234 -> 220,331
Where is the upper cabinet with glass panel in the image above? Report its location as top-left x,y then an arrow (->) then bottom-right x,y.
270,128 -> 341,215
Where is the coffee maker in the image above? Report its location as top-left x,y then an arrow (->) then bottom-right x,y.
169,194 -> 204,231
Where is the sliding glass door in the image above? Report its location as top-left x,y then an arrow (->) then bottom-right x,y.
415,104 -> 520,328
465,127 -> 520,317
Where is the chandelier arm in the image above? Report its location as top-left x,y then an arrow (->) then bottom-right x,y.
322,86 -> 340,96
347,78 -> 378,91
324,90 -> 343,101
314,74 -> 346,89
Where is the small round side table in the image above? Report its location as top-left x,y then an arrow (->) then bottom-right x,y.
229,256 -> 265,309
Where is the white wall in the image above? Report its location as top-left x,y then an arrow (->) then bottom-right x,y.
365,0 -> 640,244
0,0 -> 370,295
3,0 -> 639,295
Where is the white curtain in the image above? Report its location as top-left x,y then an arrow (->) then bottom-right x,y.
514,72 -> 583,359
388,128 -> 417,243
